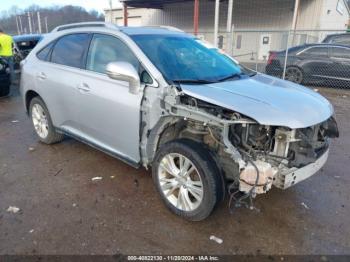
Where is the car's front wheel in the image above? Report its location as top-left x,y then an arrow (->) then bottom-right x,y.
29,97 -> 64,144
152,139 -> 223,221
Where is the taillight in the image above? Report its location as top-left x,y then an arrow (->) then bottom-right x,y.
267,52 -> 277,65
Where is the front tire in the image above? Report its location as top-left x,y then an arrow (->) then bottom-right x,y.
152,139 -> 223,221
29,97 -> 64,144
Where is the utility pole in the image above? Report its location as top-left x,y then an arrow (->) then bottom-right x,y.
291,0 -> 300,31
37,12 -> 42,33
226,0 -> 234,55
15,15 -> 20,35
45,17 -> 48,33
291,0 -> 300,46
19,15 -> 23,34
214,0 -> 220,47
27,12 -> 32,34
31,12 -> 36,33
109,0 -> 113,23
123,3 -> 128,26
193,0 -> 199,36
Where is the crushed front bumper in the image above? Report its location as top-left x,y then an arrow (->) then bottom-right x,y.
273,149 -> 329,189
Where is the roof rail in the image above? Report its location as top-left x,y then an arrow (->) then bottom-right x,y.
52,22 -> 118,32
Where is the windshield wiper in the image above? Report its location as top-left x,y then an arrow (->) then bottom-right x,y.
217,73 -> 242,82
172,79 -> 215,84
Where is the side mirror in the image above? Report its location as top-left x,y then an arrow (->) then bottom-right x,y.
106,62 -> 141,95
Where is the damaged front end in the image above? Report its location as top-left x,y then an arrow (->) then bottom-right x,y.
229,117 -> 339,195
159,85 -> 339,210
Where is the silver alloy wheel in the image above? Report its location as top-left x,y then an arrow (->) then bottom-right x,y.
31,103 -> 49,139
157,153 -> 204,211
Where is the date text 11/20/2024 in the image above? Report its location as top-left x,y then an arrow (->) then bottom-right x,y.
127,255 -> 220,261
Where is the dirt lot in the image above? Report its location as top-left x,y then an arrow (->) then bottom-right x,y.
0,85 -> 350,255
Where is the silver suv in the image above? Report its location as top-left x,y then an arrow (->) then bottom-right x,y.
20,22 -> 339,221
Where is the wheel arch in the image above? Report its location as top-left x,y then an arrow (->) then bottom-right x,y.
286,64 -> 304,73
145,117 -> 226,201
25,90 -> 40,114
145,116 -> 184,165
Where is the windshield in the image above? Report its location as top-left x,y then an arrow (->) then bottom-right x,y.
131,34 -> 242,83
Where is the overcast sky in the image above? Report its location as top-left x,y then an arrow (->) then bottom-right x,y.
1,0 -> 122,13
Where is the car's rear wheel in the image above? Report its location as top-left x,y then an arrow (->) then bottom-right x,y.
285,66 -> 303,84
152,139 -> 223,221
29,97 -> 64,144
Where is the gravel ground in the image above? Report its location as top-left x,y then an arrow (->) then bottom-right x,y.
0,85 -> 349,255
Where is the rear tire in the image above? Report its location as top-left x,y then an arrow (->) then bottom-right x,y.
152,139 -> 223,221
285,66 -> 304,84
29,97 -> 64,144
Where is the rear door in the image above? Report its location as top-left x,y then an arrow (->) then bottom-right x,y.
297,46 -> 332,81
75,33 -> 144,164
35,33 -> 92,133
329,46 -> 350,83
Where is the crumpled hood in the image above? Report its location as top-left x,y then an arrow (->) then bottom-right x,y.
180,74 -> 334,129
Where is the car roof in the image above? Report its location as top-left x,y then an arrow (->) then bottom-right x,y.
324,33 -> 350,37
277,43 -> 350,54
13,34 -> 43,42
294,43 -> 350,49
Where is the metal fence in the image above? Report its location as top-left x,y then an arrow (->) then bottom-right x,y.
232,29 -> 350,89
196,29 -> 350,89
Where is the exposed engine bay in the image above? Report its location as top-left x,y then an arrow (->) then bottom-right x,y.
153,86 -> 339,210
229,118 -> 338,193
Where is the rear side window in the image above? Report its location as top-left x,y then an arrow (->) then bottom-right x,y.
51,34 -> 91,68
330,47 -> 350,59
86,34 -> 139,74
333,35 -> 350,45
37,42 -> 55,61
302,47 -> 328,56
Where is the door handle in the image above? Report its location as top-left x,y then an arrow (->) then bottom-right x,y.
37,72 -> 47,80
77,83 -> 91,93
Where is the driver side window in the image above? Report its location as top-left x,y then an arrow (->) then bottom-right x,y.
86,34 -> 140,74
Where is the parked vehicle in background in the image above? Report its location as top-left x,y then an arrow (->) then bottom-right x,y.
0,57 -> 10,96
266,44 -> 350,87
21,22 -> 339,221
322,33 -> 350,46
0,34 -> 43,97
13,34 -> 43,69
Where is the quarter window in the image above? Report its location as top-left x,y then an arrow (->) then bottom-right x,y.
332,35 -> 350,45
302,47 -> 328,56
330,47 -> 350,59
51,34 -> 91,68
86,34 -> 140,74
37,42 -> 55,61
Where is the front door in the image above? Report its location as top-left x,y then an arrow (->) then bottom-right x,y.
297,46 -> 331,82
76,33 -> 143,164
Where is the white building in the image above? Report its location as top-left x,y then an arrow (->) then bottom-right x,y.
105,0 -> 350,61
